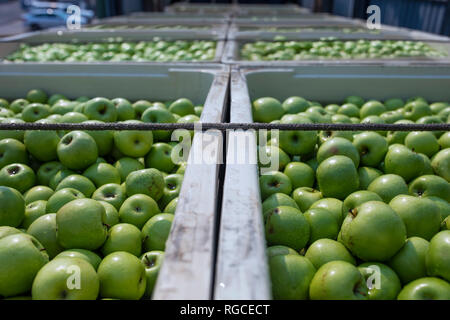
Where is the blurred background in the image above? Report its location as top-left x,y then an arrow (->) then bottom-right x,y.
0,0 -> 449,36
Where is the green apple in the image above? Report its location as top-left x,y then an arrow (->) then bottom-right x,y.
27,213 -> 64,259
262,193 -> 299,218
112,98 -> 135,121
164,197 -> 178,214
426,230 -> 450,281
83,162 -> 121,188
402,100 -> 432,121
340,201 -> 406,261
424,196 -> 450,223
9,99 -> 28,114
389,195 -> 441,240
342,190 -> 382,219
0,138 -> 28,169
259,145 -> 291,172
92,183 -> 127,210
358,262 -> 401,300
84,120 -> 114,156
84,97 -> 117,122
265,206 -> 310,251
357,166 -> 382,190
317,155 -> 359,200
98,201 -> 119,228
251,97 -> 284,123
384,98 -> 404,111
386,120 -> 414,145
113,121 -> 153,158
119,194 -> 160,229
388,236 -> 429,284
125,168 -> 165,201
269,254 -> 316,300
310,198 -> 343,226
56,198 -> 107,250
114,157 -> 144,182
22,200 -> 47,229
405,131 -> 439,158
380,110 -> 404,124
0,163 -> 36,193
317,137 -> 360,167
57,131 -> 98,170
267,245 -> 299,258
319,130 -> 353,144
32,257 -> 99,300
141,106 -> 176,141
304,208 -> 339,244
159,173 -> 183,209
98,251 -> 146,300
344,95 -> 364,108
0,233 -> 49,297
46,188 -> 85,213
305,239 -> 355,269
438,132 -> 450,149
24,186 -> 53,204
409,175 -> 450,202
37,161 -> 63,186
309,261 -> 368,300
418,153 -> 434,175
360,100 -> 386,118
60,112 -> 88,123
325,104 -> 340,114
331,114 -> 352,124
0,118 -> 26,141
338,103 -> 359,118
0,226 -> 22,239
101,223 -> 142,257
141,213 -> 173,252
133,100 -> 152,119
141,250 -> 164,298
292,187 -> 322,212
367,174 -> 408,203
278,115 -> 317,155
48,94 -> 68,106
48,168 -> 75,190
0,186 -> 25,227
168,98 -> 195,117
145,143 -> 175,173
431,148 -> 450,182
55,249 -> 102,270
352,132 -> 388,167
259,171 -> 292,201
194,106 -> 203,117
50,100 -> 76,115
56,174 -> 96,198
281,96 -> 309,114
430,102 -> 448,114
397,277 -> 450,300
22,103 -> 51,122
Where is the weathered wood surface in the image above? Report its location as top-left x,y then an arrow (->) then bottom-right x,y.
214,69 -> 271,300
153,67 -> 229,300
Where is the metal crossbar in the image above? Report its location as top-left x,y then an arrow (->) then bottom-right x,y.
0,122 -> 448,131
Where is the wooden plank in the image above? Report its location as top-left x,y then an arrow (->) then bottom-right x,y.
153,67 -> 229,300
214,69 -> 272,300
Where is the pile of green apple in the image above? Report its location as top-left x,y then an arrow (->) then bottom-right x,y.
253,95 -> 450,300
5,40 -> 216,62
0,89 -> 202,300
241,39 -> 447,61
85,24 -> 210,30
241,26 -> 380,34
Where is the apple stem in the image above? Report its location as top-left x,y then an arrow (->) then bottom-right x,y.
350,208 -> 358,218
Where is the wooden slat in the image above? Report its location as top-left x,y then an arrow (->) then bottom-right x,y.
214,69 -> 271,300
153,67 -> 229,300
